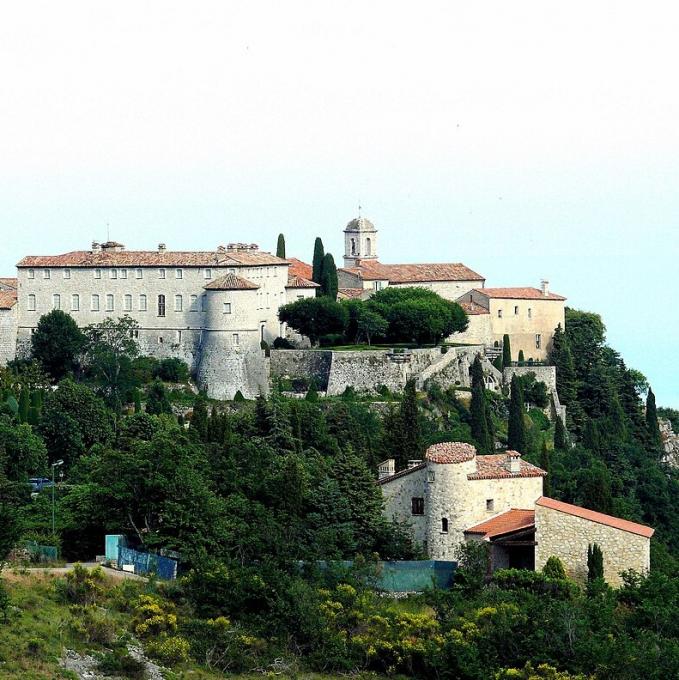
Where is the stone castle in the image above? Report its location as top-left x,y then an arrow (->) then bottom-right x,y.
0,216 -> 565,398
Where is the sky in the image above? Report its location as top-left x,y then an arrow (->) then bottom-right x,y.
1,1 -> 677,406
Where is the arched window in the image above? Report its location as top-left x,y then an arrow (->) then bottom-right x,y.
124,294 -> 132,311
350,238 -> 356,255
106,294 -> 114,311
441,518 -> 449,533
27,294 -> 36,311
139,294 -> 147,311
365,237 -> 371,255
52,294 -> 61,310
71,294 -> 79,311
157,294 -> 166,317
174,294 -> 183,312
91,294 -> 100,311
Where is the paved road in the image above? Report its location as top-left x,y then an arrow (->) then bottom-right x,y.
26,562 -> 146,580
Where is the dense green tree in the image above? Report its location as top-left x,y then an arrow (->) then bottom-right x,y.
646,387 -> 661,447
518,349 -> 525,363
31,309 -> 85,380
549,324 -> 578,407
470,356 -> 493,454
368,287 -> 468,345
502,334 -> 512,368
507,374 -> 527,453
0,473 -> 24,561
542,555 -> 566,579
278,297 -> 348,346
355,306 -> 388,345
276,233 -> 286,258
0,417 -> 48,481
18,387 -> 29,423
398,379 -> 422,468
539,439 -> 552,496
580,459 -> 613,514
145,379 -> 172,415
554,415 -> 567,450
319,252 -> 339,300
190,394 -> 209,441
311,237 -> 325,284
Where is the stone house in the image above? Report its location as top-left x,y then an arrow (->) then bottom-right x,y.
0,278 -> 18,365
379,441 -> 653,586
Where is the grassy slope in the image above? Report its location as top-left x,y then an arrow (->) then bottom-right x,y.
0,571 -> 348,680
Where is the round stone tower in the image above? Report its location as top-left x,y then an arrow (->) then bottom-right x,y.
343,216 -> 378,268
195,273 -> 268,400
424,442 -> 478,559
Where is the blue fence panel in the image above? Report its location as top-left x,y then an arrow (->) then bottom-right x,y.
117,546 -> 178,579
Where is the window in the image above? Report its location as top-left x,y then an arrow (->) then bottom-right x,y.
43,269 -> 51,279
223,302 -> 232,314
427,470 -> 436,483
157,294 -> 166,316
28,268 -> 35,279
411,498 -> 425,515
91,294 -> 100,311
110,269 -> 117,279
514,305 -> 519,315
139,294 -> 147,311
190,294 -> 198,311
528,307 -> 532,318
158,268 -> 166,279
94,268 -> 101,279
535,334 -> 542,349
120,269 -> 127,279
200,294 -> 206,312
52,294 -> 61,310
441,518 -> 448,533
175,268 -> 183,279
158,336 -> 164,344
124,294 -> 132,311
135,268 -> 143,279
63,269 -> 71,279
486,499 -> 495,511
106,294 -> 114,311
365,237 -> 371,255
232,333 -> 239,345
130,329 -> 139,339
350,237 -> 356,255
296,295 -> 304,300
174,294 -> 183,312
27,294 -> 36,311
497,309 -> 503,318
71,294 -> 79,311
204,268 -> 212,279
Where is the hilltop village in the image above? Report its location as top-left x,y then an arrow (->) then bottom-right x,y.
0,216 -> 659,588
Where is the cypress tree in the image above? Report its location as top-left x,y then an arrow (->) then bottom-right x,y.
646,387 -> 661,447
470,356 -> 492,454
587,543 -> 604,581
549,324 -> 578,406
132,388 -> 142,414
398,379 -> 421,468
518,349 -> 525,364
539,439 -> 552,496
502,334 -> 512,369
18,388 -> 30,424
320,253 -> 339,300
507,374 -> 527,453
554,415 -> 567,450
145,379 -> 172,415
190,394 -> 209,441
276,233 -> 286,259
312,237 -> 325,284
492,355 -> 503,372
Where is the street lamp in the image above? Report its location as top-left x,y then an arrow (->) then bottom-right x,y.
51,459 -> 64,534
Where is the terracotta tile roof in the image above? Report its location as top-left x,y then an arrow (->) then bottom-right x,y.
465,509 -> 536,538
287,258 -> 313,280
536,497 -> 654,538
468,453 -> 547,480
460,300 -> 489,315
341,260 -> 485,284
0,278 -> 17,290
376,462 -> 426,485
337,288 -> 366,300
204,273 -> 259,290
0,291 -> 17,309
473,287 -> 566,301
286,274 -> 319,288
426,442 -> 477,463
17,249 -> 285,268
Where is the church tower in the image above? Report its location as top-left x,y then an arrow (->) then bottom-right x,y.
343,216 -> 378,268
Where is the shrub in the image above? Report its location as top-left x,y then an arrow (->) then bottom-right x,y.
55,563 -> 105,605
25,637 -> 46,658
0,580 -> 9,621
543,556 -> 567,580
69,604 -> 117,644
146,636 -> 190,666
233,390 -> 246,403
273,336 -> 294,349
132,594 -> 178,638
153,357 -> 189,383
98,649 -> 147,679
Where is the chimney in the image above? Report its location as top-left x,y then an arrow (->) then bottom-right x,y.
378,459 -> 396,480
506,451 -> 522,474
540,279 -> 549,296
92,241 -> 101,253
158,243 -> 166,253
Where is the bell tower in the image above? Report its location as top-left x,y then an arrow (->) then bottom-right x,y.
343,216 -> 378,268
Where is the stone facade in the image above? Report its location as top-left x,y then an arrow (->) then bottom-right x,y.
534,500 -> 652,587
660,418 -> 679,468
0,303 -> 17,365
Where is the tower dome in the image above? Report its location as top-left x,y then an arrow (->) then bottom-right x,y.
343,215 -> 378,268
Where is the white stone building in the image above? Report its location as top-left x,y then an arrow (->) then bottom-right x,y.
379,441 -> 654,585
9,240 -> 317,398
0,278 -> 18,365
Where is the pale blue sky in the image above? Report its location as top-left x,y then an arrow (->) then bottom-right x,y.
1,2 -> 677,406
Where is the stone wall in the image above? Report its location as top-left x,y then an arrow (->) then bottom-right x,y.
269,350 -> 333,390
504,365 -> 557,391
0,306 -> 17,365
660,419 -> 679,468
534,504 -> 651,587
379,466 -> 428,548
